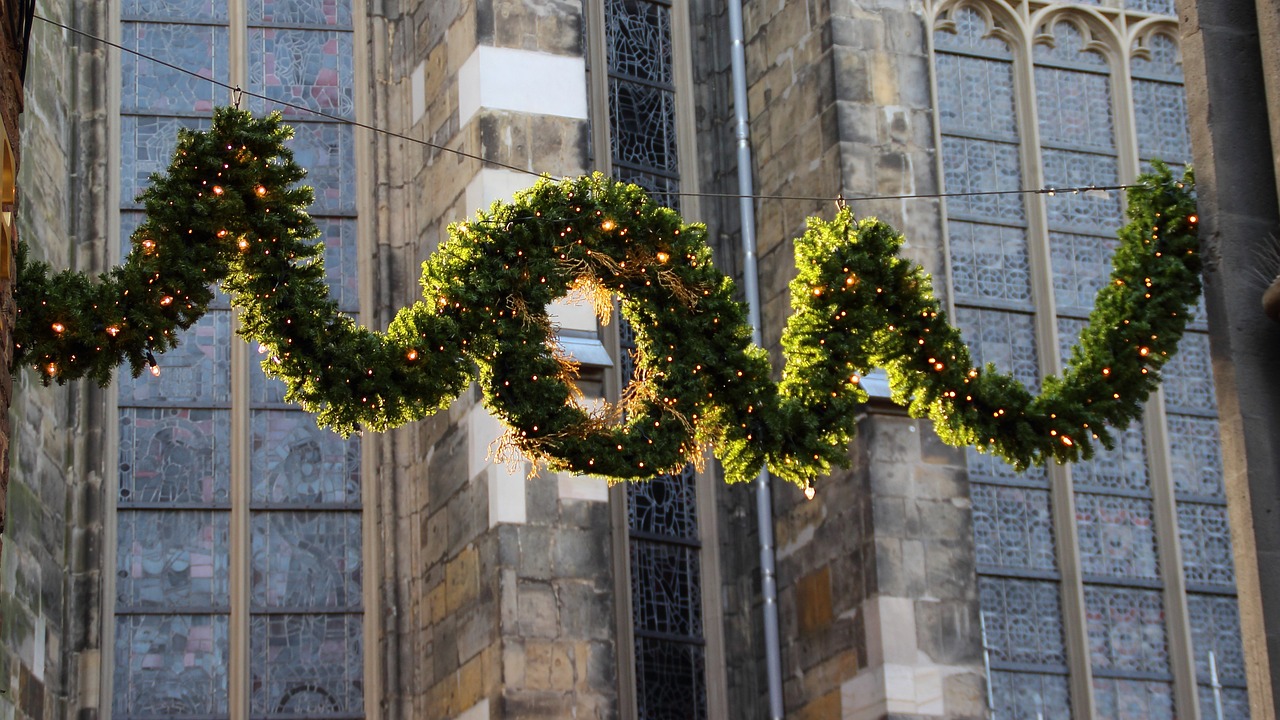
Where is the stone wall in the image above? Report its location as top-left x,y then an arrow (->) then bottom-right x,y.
1,1 -> 108,719
367,2 -> 617,717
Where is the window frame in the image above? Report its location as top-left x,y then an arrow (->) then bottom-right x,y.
927,2 -> 1243,718
584,0 -> 729,717
100,2 -> 379,718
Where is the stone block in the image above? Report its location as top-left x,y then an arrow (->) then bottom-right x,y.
796,565 -> 834,636
447,476 -> 489,554
525,470 -> 558,526
456,602 -> 496,664
456,646 -> 492,710
518,526 -> 553,580
524,639 -> 574,691
552,527 -> 608,578
503,639 -> 527,688
556,581 -> 611,640
428,422 -> 469,504
915,599 -> 980,666
446,544 -> 481,612
924,538 -> 975,601
517,580 -> 559,638
794,689 -> 840,720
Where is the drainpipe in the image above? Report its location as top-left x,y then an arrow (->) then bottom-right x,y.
726,1 -> 785,717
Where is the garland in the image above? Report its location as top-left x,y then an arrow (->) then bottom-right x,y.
13,109 -> 1200,488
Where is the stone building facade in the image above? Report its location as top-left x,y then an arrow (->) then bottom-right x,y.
0,0 -> 1274,719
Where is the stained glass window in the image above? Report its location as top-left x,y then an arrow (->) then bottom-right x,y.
603,2 -> 708,714
113,1 -> 364,717
933,3 -> 1250,716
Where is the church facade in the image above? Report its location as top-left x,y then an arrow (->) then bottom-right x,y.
1,0 -> 1275,719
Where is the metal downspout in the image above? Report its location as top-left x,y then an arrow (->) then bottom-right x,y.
725,0 -> 785,717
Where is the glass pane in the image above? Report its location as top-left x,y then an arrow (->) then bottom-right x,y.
980,577 -> 1067,665
1075,494 -> 1160,580
972,484 -> 1057,572
122,0 -> 228,21
1168,414 -> 1224,497
1178,502 -> 1237,588
933,7 -> 1013,58
966,447 -> 1048,485
634,636 -> 707,720
1200,685 -> 1251,720
948,221 -> 1033,308
1133,79 -> 1190,163
1041,150 -> 1121,232
1084,585 -> 1170,674
935,52 -> 1018,138
250,410 -> 360,504
251,512 -> 362,608
1034,22 -> 1109,67
1050,231 -> 1119,314
1092,678 -> 1174,720
612,165 -> 680,211
113,614 -> 230,719
249,614 -> 364,717
629,540 -> 703,638
940,136 -> 1026,223
119,311 -> 233,406
955,307 -> 1041,391
249,0 -> 354,27
117,510 -> 231,609
286,121 -> 357,214
118,409 -> 232,505
609,78 -> 678,173
1162,331 -> 1217,414
628,465 -> 698,538
604,0 -> 672,84
1132,34 -> 1184,82
1036,66 -> 1115,151
121,22 -> 230,115
1070,423 -> 1149,493
316,217 -> 359,311
1188,594 -> 1247,684
990,671 -> 1071,720
121,116 -> 211,208
248,29 -> 355,119
1126,0 -> 1176,15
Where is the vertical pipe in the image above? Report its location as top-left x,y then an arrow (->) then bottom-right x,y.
725,0 -> 784,717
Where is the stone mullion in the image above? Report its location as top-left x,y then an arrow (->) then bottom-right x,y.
1115,24 -> 1204,719
100,4 -> 125,715
1016,16 -> 1099,719
226,2 -> 250,718
350,0 -> 382,715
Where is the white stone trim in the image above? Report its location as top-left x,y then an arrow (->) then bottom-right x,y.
457,46 -> 588,128
557,472 -> 610,502
411,60 -> 426,124
454,698 -> 490,720
463,168 -> 536,215
468,404 -> 528,526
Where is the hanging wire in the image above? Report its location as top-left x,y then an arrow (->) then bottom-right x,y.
37,14 -> 1151,206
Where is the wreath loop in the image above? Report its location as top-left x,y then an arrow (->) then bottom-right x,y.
13,109 -> 1201,488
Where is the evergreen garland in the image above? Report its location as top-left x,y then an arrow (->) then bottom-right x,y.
12,109 -> 1200,488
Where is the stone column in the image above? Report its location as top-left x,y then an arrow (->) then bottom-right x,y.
1178,0 -> 1280,717
367,2 -> 617,717
691,0 -> 988,717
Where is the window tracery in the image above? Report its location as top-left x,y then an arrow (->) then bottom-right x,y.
931,2 -> 1249,716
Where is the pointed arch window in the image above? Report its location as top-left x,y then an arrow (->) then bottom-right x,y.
931,3 -> 1249,718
